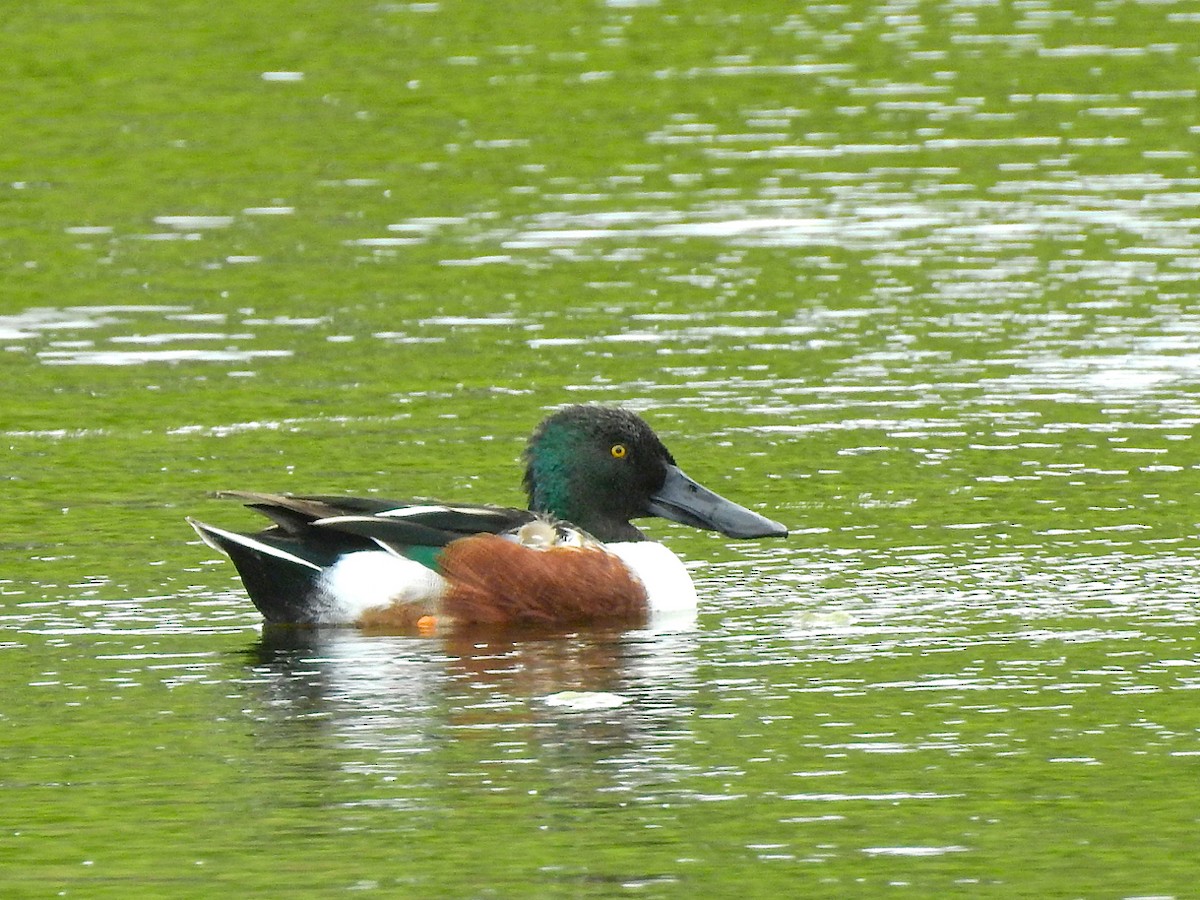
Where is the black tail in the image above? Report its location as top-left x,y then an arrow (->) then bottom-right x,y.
189,518 -> 333,623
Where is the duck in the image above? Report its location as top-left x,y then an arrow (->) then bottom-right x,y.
188,405 -> 787,631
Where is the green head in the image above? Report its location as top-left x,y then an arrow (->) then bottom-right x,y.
523,405 -> 671,542
522,405 -> 788,544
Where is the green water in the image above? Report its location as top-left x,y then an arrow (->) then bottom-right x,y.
4,0 -> 1200,896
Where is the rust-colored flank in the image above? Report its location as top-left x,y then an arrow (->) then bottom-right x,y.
440,533 -> 648,625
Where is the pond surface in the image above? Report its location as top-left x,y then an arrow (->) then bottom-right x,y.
4,0 -> 1200,896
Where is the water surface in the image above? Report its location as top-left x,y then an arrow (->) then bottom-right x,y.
4,1 -> 1200,896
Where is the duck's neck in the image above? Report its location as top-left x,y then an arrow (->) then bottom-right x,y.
527,500 -> 647,544
594,520 -> 647,544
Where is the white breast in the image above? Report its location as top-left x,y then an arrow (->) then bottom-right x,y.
606,542 -> 698,621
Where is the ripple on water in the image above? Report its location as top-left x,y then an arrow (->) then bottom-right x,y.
0,305 -> 341,368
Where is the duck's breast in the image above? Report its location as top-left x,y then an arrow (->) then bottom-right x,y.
606,542 -> 698,616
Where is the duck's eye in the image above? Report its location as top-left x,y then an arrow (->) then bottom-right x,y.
610,443 -> 628,459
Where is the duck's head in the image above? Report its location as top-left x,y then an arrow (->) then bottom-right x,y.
522,405 -> 788,543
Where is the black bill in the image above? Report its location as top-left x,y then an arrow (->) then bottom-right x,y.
644,465 -> 788,539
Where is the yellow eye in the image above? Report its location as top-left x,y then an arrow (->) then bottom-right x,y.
610,443 -> 628,459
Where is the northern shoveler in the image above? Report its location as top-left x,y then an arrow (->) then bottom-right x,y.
188,405 -> 787,630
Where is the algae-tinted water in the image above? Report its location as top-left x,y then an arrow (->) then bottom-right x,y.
4,1 -> 1200,896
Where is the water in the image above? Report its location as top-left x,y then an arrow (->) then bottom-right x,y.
4,0 -> 1200,895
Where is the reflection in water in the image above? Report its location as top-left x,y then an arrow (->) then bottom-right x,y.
240,624 -> 702,800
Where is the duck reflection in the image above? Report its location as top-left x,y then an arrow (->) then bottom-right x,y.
245,621 -> 698,707
238,620 -> 702,795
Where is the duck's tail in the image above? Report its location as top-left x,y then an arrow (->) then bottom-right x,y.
188,518 -> 332,623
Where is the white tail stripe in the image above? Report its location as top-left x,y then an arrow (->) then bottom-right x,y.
188,518 -> 322,572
